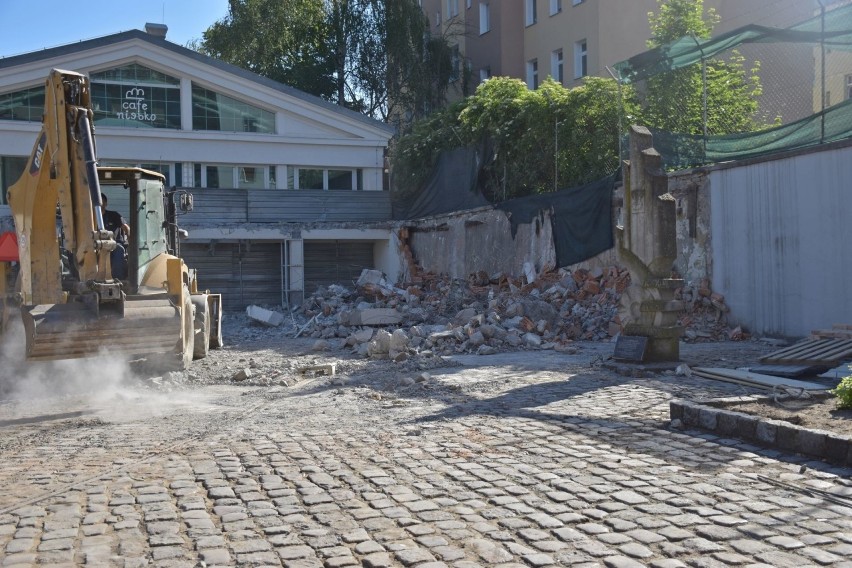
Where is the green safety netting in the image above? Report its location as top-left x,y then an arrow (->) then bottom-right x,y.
652,96 -> 852,170
612,3 -> 852,169
613,3 -> 852,84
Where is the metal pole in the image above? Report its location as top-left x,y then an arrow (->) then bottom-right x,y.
690,35 -> 708,151
702,59 -> 707,140
819,0 -> 826,143
554,115 -> 558,191
605,66 -> 624,166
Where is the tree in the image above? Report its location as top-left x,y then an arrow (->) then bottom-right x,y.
642,0 -> 763,135
391,76 -> 636,200
201,0 -> 335,100
198,0 -> 451,122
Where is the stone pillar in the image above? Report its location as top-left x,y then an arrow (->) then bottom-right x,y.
616,126 -> 684,362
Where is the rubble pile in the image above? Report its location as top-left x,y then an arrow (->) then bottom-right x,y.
245,267 -> 749,361
292,267 -> 628,358
676,278 -> 748,342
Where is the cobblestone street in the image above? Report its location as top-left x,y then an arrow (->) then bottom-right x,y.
0,342 -> 850,568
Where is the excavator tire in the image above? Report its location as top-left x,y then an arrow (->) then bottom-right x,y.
192,295 -> 210,360
209,296 -> 224,349
171,286 -> 194,370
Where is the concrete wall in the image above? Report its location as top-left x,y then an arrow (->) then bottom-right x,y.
406,207 -> 556,280
709,144 -> 852,337
668,171 -> 713,285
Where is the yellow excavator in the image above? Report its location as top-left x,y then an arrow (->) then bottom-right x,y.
0,69 -> 222,369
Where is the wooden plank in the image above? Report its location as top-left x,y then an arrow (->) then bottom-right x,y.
767,338 -> 832,357
693,367 -> 829,391
760,338 -> 852,365
812,329 -> 852,339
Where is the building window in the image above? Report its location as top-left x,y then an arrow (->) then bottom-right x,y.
527,59 -> 539,90
845,75 -> 852,100
0,156 -> 28,205
480,67 -> 492,83
525,0 -> 537,26
287,167 -> 358,190
328,170 -> 355,190
192,163 -> 276,188
574,39 -> 588,79
0,86 -> 45,122
447,0 -> 459,18
479,3 -> 490,34
551,49 -> 564,84
191,83 -> 275,133
550,0 -> 562,15
467,0 -> 471,8
450,45 -> 461,82
572,0 -> 584,5
436,10 -> 441,26
90,64 -> 181,130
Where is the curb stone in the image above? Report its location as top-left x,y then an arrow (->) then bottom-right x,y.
670,397 -> 852,467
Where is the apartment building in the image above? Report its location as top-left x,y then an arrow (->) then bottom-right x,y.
420,0 -> 523,102
424,0 -> 822,121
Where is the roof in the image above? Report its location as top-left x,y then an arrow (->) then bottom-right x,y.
0,29 -> 395,136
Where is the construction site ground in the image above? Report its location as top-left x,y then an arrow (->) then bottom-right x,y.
0,319 -> 851,568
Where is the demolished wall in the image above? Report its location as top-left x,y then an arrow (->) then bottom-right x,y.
404,207 -> 557,281
668,170 -> 712,285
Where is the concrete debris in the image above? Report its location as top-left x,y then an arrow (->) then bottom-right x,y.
232,369 -> 252,381
246,305 -> 284,327
676,278 -> 746,342
344,308 -> 403,326
288,266 -> 745,361
299,363 -> 336,377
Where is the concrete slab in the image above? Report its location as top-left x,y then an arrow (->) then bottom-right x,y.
693,367 -> 828,391
246,305 -> 284,327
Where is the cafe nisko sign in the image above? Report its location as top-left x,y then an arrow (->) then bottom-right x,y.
117,86 -> 157,123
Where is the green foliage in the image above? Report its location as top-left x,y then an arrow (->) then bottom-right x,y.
390,100 -> 469,197
830,375 -> 852,410
390,76 -> 636,200
642,0 -> 765,135
201,0 -> 335,99
647,0 -> 717,45
199,0 -> 450,122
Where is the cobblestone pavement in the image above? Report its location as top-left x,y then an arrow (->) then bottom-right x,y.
0,342 -> 850,567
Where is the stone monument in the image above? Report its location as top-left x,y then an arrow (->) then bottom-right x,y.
615,126 -> 684,362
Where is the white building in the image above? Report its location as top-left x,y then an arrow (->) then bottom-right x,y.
0,24 -> 399,308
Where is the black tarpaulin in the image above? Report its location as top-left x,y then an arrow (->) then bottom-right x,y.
391,146 -> 490,220
496,174 -> 616,268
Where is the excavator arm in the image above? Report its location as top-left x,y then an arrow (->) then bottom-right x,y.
7,69 -> 117,305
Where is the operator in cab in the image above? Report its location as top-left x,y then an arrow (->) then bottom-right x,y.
101,193 -> 130,279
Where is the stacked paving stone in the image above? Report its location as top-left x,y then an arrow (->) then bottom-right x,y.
285,267 -> 742,359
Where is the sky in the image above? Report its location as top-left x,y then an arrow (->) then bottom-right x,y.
0,0 -> 230,58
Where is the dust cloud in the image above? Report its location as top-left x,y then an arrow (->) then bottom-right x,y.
0,317 -> 204,423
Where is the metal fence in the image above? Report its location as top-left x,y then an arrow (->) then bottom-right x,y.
612,2 -> 852,169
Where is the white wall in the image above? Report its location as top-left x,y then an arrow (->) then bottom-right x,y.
710,145 -> 852,337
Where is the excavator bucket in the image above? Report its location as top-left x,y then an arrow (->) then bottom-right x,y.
20,297 -> 183,361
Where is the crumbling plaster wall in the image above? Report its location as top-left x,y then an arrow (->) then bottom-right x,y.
402,175 -> 713,286
405,208 -> 556,280
667,170 -> 712,285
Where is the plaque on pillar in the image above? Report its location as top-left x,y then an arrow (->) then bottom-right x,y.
613,335 -> 648,363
